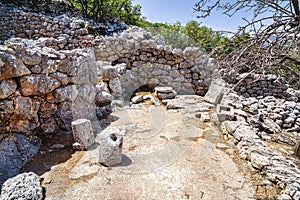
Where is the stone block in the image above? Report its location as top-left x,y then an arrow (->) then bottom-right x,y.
204,78 -> 225,104
154,86 -> 173,93
200,113 -> 211,122
99,128 -> 123,167
71,119 -> 95,150
131,95 -> 143,104
216,104 -> 235,122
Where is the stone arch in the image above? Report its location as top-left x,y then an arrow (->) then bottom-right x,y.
117,61 -> 195,103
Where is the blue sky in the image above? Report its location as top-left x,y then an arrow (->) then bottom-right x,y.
133,0 -> 250,32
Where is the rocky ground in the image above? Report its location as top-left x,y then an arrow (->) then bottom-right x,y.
22,95 -> 256,200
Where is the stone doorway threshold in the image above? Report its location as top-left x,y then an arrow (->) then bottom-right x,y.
24,95 -> 254,200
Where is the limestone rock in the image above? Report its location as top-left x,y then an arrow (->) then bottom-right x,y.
53,85 -> 78,103
55,101 -> 73,131
21,49 -> 42,65
71,119 -> 95,150
10,96 -> 40,133
0,100 -> 14,132
13,96 -> 40,119
50,72 -> 70,86
234,125 -> 258,141
109,77 -> 122,95
20,75 -> 61,96
131,95 -> 143,104
40,101 -> 58,118
0,172 -> 43,200
154,86 -> 173,93
96,82 -> 110,93
0,79 -> 17,99
260,117 -> 282,134
96,104 -> 112,119
204,78 -> 225,104
0,54 -> 31,80
97,62 -> 126,81
250,152 -> 270,170
99,127 -> 123,166
40,117 -> 58,134
223,121 -> 240,135
0,134 -> 40,187
95,89 -> 112,106
200,113 -> 211,122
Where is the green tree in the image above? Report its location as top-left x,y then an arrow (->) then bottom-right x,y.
68,0 -> 142,25
141,20 -> 227,53
141,21 -> 201,50
183,20 -> 226,53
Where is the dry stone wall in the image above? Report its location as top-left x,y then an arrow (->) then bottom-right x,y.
0,38 -> 101,186
0,2 -> 127,49
95,27 -> 216,102
233,73 -> 300,101
0,2 -> 217,98
0,39 -> 99,135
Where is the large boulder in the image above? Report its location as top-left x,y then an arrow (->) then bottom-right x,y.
0,172 -> 43,200
0,134 -> 40,187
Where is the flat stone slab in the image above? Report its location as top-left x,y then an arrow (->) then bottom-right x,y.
204,78 -> 225,104
154,86 -> 173,93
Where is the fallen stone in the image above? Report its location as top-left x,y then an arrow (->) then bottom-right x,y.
233,108 -> 248,118
234,125 -> 259,141
260,118 -> 282,134
0,172 -> 43,200
223,121 -> 240,135
250,152 -> 270,170
72,142 -> 85,151
200,113 -> 210,122
49,144 -> 65,150
109,77 -> 122,96
157,91 -> 176,100
95,90 -> 112,106
131,95 -> 143,104
0,133 -> 40,188
99,127 -> 123,166
71,119 -> 95,150
216,143 -> 228,150
216,104 -> 235,122
154,86 -> 173,93
143,94 -> 161,105
204,78 -> 225,104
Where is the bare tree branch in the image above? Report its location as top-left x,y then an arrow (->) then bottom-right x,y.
194,0 -> 300,88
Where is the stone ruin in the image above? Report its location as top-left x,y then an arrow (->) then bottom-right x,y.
0,1 -> 216,187
0,1 -> 300,199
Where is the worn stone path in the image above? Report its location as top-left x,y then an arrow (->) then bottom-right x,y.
41,95 -> 254,200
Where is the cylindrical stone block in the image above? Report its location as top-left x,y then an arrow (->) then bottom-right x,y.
71,119 -> 95,150
99,130 -> 123,166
